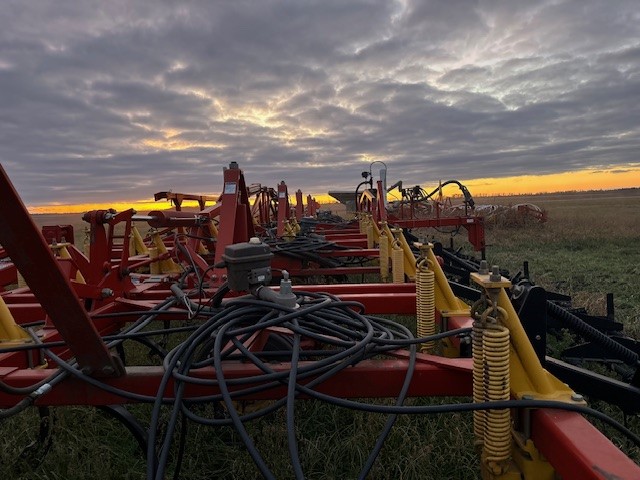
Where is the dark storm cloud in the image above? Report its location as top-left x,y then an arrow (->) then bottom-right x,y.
1,0 -> 639,207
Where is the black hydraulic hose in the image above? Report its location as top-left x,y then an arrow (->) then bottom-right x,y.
420,180 -> 475,208
358,343 -> 417,480
355,179 -> 372,210
547,300 -> 639,366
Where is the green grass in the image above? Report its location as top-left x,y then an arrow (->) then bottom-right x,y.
1,189 -> 638,479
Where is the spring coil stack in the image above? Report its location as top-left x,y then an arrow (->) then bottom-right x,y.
483,323 -> 511,469
416,257 -> 436,353
365,217 -> 374,249
471,298 -> 512,473
392,240 -> 404,284
379,229 -> 390,282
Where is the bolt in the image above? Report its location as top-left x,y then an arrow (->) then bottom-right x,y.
571,393 -> 584,402
535,335 -> 542,341
80,366 -> 92,376
489,265 -> 501,282
102,365 -> 115,376
522,394 -> 535,400
101,288 -> 114,298
478,259 -> 489,275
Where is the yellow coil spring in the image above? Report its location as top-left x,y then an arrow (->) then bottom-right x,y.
358,214 -> 366,234
416,261 -> 436,353
483,325 -> 511,466
283,221 -> 296,241
366,222 -> 374,249
291,218 -> 301,234
379,232 -> 389,282
391,242 -> 404,283
472,319 -> 485,444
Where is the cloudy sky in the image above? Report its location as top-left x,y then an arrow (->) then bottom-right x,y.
1,0 -> 639,210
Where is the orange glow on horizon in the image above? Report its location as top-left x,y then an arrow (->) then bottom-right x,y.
28,200 -> 179,215
26,167 -> 639,214
461,166 -> 639,196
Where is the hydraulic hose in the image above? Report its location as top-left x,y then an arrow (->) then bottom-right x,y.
547,300 -> 639,366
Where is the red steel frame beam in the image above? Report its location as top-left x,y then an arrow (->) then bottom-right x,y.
390,216 -> 486,252
532,408 -> 640,480
0,165 -> 122,376
0,355 -> 473,406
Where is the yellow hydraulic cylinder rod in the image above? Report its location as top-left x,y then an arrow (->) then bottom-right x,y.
379,230 -> 390,282
392,241 -> 405,284
0,296 -> 31,343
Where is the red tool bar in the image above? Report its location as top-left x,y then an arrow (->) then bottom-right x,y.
128,283 -> 417,313
5,304 -> 45,323
0,164 -> 122,377
0,356 -> 473,406
532,408 -> 640,479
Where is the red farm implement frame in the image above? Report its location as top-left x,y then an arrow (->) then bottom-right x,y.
355,174 -> 486,254
0,162 -> 638,480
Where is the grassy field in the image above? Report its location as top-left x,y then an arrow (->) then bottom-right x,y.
1,188 -> 639,479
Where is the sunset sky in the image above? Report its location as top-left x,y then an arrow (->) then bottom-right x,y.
1,1 -> 639,213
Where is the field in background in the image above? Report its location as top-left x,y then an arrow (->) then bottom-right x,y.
2,188 -> 637,479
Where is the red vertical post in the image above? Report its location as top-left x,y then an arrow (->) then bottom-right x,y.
0,164 -> 123,376
306,195 -> 316,216
214,162 -> 255,270
295,190 -> 303,220
276,181 -> 289,237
